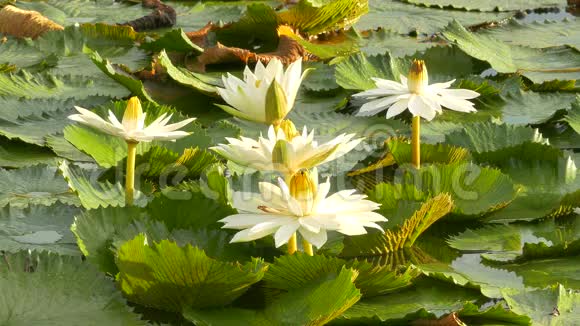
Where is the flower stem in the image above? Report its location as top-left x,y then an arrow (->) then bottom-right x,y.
125,141 -> 138,206
411,115 -> 420,169
287,234 -> 297,254
302,239 -> 313,256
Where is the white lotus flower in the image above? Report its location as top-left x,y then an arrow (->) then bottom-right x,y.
216,58 -> 308,124
353,59 -> 480,121
210,121 -> 362,176
68,97 -> 196,143
220,169 -> 386,248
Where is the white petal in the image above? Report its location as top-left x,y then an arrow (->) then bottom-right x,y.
408,95 -> 436,121
298,217 -> 322,233
298,227 -> 328,249
220,213 -> 282,229
385,98 -> 410,119
229,226 -> 279,243
399,75 -> 408,87
352,87 -> 407,98
371,77 -> 407,91
437,88 -> 480,99
274,221 -> 300,247
357,95 -> 401,116
428,79 -> 455,90
437,95 -> 477,113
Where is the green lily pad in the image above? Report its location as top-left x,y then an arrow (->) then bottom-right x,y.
0,164 -> 79,208
116,233 -> 267,311
443,20 -> 580,83
0,250 -> 145,325
502,284 -> 580,326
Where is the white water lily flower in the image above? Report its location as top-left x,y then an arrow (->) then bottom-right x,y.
216,58 -> 308,124
68,97 -> 196,143
353,59 -> 480,121
210,121 -> 362,176
220,169 -> 386,248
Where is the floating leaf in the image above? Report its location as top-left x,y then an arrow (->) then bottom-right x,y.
502,284 -> 580,325
262,253 -> 418,298
443,20 -> 580,83
0,203 -> 80,255
156,50 -> 218,94
478,18 -> 580,50
185,267 -> 361,326
457,302 -> 531,325
279,26 -> 359,60
403,0 -> 566,11
87,49 -> 154,103
338,278 -> 483,324
563,96 -> 580,134
356,0 -> 510,34
278,0 -> 368,35
335,52 -> 400,90
0,36 -> 45,69
447,224 -> 521,252
341,194 -> 453,256
116,233 -> 267,311
0,96 -> 109,123
141,28 -> 203,53
396,162 -> 519,216
359,28 -> 437,57
0,251 -> 145,325
0,164 -> 79,208
0,69 -> 129,99
0,108 -> 74,146
32,24 -> 148,76
59,161 -> 147,209
500,90 -> 576,125
146,185 -> 236,231
14,0 -> 151,26
493,256 -> 580,290
445,122 -> 547,153
0,138 -> 57,168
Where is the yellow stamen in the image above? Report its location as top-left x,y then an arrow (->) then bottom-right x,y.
407,59 -> 428,94
122,97 -> 144,131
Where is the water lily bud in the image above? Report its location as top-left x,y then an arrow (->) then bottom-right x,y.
275,119 -> 299,140
122,97 -> 144,132
265,80 -> 289,126
272,139 -> 290,167
407,59 -> 428,94
289,169 -> 317,215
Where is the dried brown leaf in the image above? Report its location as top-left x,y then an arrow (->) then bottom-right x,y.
191,33 -> 306,72
0,5 -> 63,39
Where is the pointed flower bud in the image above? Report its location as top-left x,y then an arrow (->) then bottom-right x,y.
122,96 -> 144,132
265,80 -> 289,126
407,59 -> 428,95
275,119 -> 299,140
289,169 -> 317,215
272,139 -> 290,167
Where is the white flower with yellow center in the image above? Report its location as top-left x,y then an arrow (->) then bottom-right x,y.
216,58 -> 308,125
210,120 -> 362,176
220,169 -> 386,248
68,97 -> 196,143
353,59 -> 480,121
